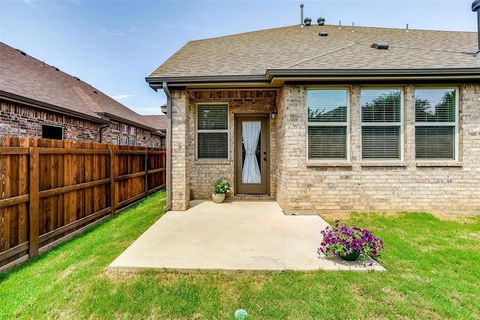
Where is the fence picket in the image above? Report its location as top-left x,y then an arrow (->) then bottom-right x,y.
28,145 -> 39,257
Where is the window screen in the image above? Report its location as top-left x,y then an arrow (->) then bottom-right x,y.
415,89 -> 456,160
307,89 -> 348,160
361,89 -> 402,160
197,105 -> 228,159
42,125 -> 63,140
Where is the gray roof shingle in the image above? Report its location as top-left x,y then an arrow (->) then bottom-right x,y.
150,25 -> 480,78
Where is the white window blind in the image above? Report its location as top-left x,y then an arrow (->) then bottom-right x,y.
415,88 -> 457,160
361,89 -> 402,160
307,89 -> 349,160
197,105 -> 228,159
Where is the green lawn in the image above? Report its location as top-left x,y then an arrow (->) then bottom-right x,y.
1,191 -> 479,320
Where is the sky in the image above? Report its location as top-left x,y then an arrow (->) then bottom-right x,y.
0,0 -> 477,115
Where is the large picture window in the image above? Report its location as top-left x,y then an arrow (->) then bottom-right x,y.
415,88 -> 457,160
361,89 -> 402,160
197,104 -> 228,159
307,89 -> 349,160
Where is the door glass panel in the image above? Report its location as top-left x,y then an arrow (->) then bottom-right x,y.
241,121 -> 261,184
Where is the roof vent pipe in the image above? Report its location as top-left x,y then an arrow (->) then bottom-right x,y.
300,4 -> 304,28
472,0 -> 480,56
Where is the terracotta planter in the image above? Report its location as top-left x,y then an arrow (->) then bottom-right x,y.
212,193 -> 226,204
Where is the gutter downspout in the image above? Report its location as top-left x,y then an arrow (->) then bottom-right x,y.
162,81 -> 172,211
99,123 -> 109,143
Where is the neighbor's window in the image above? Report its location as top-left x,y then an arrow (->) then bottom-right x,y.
130,127 -> 137,135
111,135 -> 119,145
307,89 -> 349,160
120,124 -> 128,133
120,136 -> 128,145
415,88 -> 457,160
361,89 -> 402,160
197,104 -> 228,159
129,137 -> 136,146
42,125 -> 63,140
111,122 -> 119,131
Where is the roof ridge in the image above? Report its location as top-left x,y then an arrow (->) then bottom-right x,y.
187,24 -> 476,44
188,25 -> 296,43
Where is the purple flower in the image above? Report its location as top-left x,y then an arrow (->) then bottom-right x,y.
318,221 -> 384,263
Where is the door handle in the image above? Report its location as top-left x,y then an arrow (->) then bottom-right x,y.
263,152 -> 267,161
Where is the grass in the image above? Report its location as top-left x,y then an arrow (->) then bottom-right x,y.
1,190 -> 479,319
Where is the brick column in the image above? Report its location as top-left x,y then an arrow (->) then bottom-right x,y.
404,85 -> 416,168
171,90 -> 190,210
350,85 -> 362,168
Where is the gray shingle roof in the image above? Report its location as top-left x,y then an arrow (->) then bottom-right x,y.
142,115 -> 167,131
150,25 -> 480,79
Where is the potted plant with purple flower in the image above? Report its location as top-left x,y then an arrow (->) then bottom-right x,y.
318,220 -> 384,262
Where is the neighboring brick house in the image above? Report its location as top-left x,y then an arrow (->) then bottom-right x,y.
147,22 -> 480,214
0,42 -> 165,146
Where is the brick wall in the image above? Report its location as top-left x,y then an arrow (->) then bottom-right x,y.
0,99 -> 163,147
101,125 -> 163,147
276,84 -> 480,214
170,84 -> 480,214
187,90 -> 277,200
0,100 -> 100,141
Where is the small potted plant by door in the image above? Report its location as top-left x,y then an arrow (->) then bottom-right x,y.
318,220 -> 384,263
212,179 -> 231,204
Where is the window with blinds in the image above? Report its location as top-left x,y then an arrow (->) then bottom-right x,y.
307,89 -> 349,160
197,105 -> 228,159
361,89 -> 402,160
415,88 -> 457,160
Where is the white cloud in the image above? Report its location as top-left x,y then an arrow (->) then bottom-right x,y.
133,105 -> 163,115
23,0 -> 37,7
101,25 -> 137,38
112,94 -> 134,101
101,29 -> 126,38
24,0 -> 80,8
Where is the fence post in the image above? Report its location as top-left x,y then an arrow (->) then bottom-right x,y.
144,150 -> 148,197
28,146 -> 39,257
110,148 -> 116,215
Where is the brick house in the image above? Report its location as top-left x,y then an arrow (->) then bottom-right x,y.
148,23 -> 480,214
0,42 -> 165,147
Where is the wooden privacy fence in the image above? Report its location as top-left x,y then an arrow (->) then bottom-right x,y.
0,136 -> 166,271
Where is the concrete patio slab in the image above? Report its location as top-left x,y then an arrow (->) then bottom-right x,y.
108,200 -> 384,272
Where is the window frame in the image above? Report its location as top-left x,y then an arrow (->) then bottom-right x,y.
360,87 -> 404,161
305,87 -> 351,162
41,124 -> 64,140
414,86 -> 459,161
111,135 -> 119,145
110,121 -> 119,132
129,137 -> 136,146
195,103 -> 230,161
